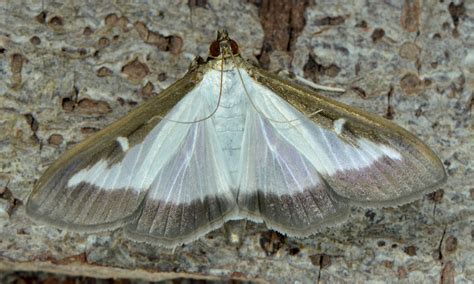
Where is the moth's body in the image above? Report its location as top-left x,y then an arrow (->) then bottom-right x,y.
206,68 -> 247,186
26,31 -> 446,248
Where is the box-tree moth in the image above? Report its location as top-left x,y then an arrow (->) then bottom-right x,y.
26,30 -> 446,248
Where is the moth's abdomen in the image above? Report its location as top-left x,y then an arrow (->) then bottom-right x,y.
213,95 -> 246,186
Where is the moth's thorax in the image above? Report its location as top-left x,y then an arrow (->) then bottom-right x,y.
206,55 -> 245,71
204,68 -> 247,186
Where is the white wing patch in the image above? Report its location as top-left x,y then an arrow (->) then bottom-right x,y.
116,137 -> 129,151
333,118 -> 346,135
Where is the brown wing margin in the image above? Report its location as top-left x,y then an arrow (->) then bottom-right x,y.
26,68 -> 203,232
248,65 -> 446,207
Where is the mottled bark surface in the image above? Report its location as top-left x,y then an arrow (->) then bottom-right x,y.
0,1 -> 473,283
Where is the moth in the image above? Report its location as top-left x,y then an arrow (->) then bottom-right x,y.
26,30 -> 446,248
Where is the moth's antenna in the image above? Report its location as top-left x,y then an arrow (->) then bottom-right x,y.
228,48 -> 322,124
153,58 -> 223,124
189,4 -> 194,30
154,91 -> 222,124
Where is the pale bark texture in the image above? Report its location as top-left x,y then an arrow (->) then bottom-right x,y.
0,1 -> 473,283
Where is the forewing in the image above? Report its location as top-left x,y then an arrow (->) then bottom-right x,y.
247,66 -> 446,206
26,70 -> 201,231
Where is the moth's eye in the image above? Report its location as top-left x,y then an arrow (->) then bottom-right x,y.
209,40 -> 221,57
229,39 -> 239,55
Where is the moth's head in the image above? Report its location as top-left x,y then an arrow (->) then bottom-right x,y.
208,30 -> 239,59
